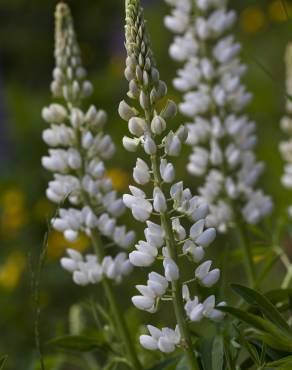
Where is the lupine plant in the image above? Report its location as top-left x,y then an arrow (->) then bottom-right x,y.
41,3 -> 142,369
23,1 -> 292,370
119,0 -> 226,368
164,0 -> 273,234
163,0 -> 275,288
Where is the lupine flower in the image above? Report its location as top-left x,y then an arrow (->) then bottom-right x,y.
61,249 -> 132,286
121,0 -> 223,362
42,3 -> 134,285
280,43 -> 292,217
164,0 -> 273,232
140,325 -> 181,353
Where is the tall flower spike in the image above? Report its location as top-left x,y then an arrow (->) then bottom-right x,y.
164,0 -> 273,233
280,43 -> 292,218
42,3 -> 141,369
122,1 -> 224,368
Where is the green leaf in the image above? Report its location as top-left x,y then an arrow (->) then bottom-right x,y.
200,336 -> 223,370
265,289 -> 292,306
211,336 -> 224,370
0,356 -> 8,370
231,284 -> 292,337
146,356 -> 179,370
218,306 -> 281,335
176,356 -> 188,370
266,355 -> 292,367
254,333 -> 292,352
47,335 -> 109,353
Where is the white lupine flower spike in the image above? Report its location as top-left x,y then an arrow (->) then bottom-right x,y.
280,43 -> 292,219
122,0 -> 223,367
42,4 -> 141,369
164,0 -> 273,233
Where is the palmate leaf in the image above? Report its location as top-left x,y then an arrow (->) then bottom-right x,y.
231,284 -> 292,337
0,356 -> 7,370
47,334 -> 110,353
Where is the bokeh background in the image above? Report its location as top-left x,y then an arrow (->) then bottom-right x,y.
0,0 -> 292,368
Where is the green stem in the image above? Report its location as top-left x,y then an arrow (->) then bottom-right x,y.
91,229 -> 142,370
151,155 -> 200,370
233,224 -> 256,288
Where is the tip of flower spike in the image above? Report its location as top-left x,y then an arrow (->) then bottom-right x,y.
55,2 -> 71,20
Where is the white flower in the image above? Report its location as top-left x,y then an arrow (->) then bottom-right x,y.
133,158 -> 151,185
123,136 -> 140,152
140,325 -> 181,353
160,159 -> 175,183
163,257 -> 179,281
129,241 -> 158,267
151,116 -> 166,135
195,260 -> 220,287
144,221 -> 165,248
128,117 -> 148,137
123,187 -> 153,222
164,132 -> 182,156
153,187 -> 167,212
165,0 -> 272,230
44,3 -> 135,290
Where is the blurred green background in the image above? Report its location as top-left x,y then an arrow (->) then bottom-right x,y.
0,0 -> 292,368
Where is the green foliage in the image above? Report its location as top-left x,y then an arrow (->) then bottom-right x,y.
200,336 -> 224,370
0,356 -> 8,370
47,334 -> 110,353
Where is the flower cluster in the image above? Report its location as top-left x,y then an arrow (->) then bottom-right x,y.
121,0 -> 223,356
61,249 -> 132,285
42,2 -> 134,283
280,43 -> 292,217
140,325 -> 181,353
164,0 -> 272,232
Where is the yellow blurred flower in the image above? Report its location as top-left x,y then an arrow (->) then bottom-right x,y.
47,230 -> 90,259
240,6 -> 267,34
107,168 -> 130,191
33,197 -> 55,221
1,188 -> 28,235
0,251 -> 26,290
268,0 -> 291,22
109,56 -> 124,78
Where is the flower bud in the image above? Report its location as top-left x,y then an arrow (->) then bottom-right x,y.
151,116 -> 166,135
82,81 -> 93,97
140,90 -> 150,110
161,100 -> 177,120
122,136 -> 140,152
133,158 -> 150,185
153,187 -> 167,212
128,117 -> 148,137
42,104 -> 67,124
165,133 -> 181,156
144,135 -> 157,155
196,228 -> 216,247
176,125 -> 188,142
160,159 -> 175,183
119,100 -> 137,121
163,258 -> 179,281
